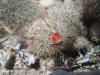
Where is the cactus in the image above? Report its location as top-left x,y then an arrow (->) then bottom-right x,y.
22,1 -> 88,58
0,0 -> 43,32
1,0 -> 99,59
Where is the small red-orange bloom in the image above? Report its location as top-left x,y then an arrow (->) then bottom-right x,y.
50,32 -> 61,44
10,48 -> 15,52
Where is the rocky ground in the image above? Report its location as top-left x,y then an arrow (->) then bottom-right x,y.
0,35 -> 100,75
0,0 -> 100,75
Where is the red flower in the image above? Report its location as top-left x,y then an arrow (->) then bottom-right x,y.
50,32 -> 61,44
10,48 -> 15,52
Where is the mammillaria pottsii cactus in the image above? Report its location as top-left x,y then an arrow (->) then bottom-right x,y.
22,1 -> 89,58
